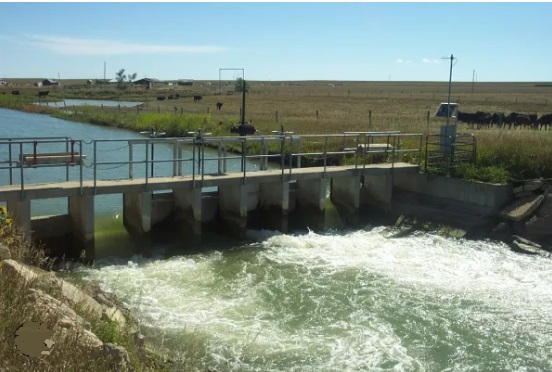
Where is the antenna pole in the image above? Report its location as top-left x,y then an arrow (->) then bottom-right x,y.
441,54 -> 457,127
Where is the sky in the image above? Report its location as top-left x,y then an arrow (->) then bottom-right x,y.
1,2 -> 551,82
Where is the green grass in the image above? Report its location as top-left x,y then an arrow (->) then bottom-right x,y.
2,80 -> 552,182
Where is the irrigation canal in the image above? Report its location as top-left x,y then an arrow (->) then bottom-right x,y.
1,108 -> 551,371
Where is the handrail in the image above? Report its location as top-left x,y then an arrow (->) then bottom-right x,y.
0,133 -> 423,196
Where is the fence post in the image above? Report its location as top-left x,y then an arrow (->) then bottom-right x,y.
275,110 -> 278,123
426,110 -> 430,129
369,110 -> 372,128
316,110 -> 319,120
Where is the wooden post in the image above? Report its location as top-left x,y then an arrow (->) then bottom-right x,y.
275,110 -> 278,123
348,89 -> 350,98
426,110 -> 430,129
316,110 -> 319,121
369,110 -> 372,128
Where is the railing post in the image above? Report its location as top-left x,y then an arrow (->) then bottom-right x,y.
129,142 -> 134,179
19,143 -> 24,200
418,135 -> 423,169
289,136 -> 294,178
297,137 -> 302,169
323,136 -> 328,177
79,140 -> 83,195
8,140 -> 12,185
280,134 -> 286,179
354,134 -> 360,170
178,141 -> 183,176
173,140 -> 178,177
218,140 -> 223,174
242,137 -> 247,183
223,141 -> 227,173
201,139 -> 206,184
145,140 -> 149,190
93,141 -> 97,193
33,140 -> 37,165
66,139 -> 71,181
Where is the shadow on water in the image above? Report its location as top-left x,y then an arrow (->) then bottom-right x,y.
38,196 -> 399,265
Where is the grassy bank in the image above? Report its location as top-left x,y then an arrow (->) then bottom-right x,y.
0,207 -> 204,371
2,80 -> 552,182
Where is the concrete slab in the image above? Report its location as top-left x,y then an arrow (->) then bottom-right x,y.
500,195 -> 545,221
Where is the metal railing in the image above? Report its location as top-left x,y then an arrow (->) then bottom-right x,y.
0,132 -> 423,196
424,133 -> 477,173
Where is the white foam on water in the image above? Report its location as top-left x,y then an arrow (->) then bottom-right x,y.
75,227 -> 552,371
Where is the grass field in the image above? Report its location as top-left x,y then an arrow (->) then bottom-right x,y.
2,79 -> 552,181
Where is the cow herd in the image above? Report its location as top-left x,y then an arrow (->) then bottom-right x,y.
457,111 -> 552,130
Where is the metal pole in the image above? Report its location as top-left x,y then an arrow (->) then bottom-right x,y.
19,143 -> 24,199
446,54 -> 454,127
93,141 -> 97,192
79,140 -> 83,194
241,78 -> 246,124
151,143 -> 154,177
8,140 -> 12,185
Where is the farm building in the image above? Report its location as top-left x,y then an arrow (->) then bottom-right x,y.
178,79 -> 194,86
133,78 -> 163,88
42,79 -> 59,86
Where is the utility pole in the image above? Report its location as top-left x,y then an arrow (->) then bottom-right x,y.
441,54 -> 457,127
472,70 -> 475,93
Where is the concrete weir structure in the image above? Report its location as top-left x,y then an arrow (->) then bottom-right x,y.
0,132 -> 427,258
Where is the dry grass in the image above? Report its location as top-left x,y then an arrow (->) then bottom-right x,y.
2,80 -> 552,180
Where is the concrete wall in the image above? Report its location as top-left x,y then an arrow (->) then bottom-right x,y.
393,173 -> 513,213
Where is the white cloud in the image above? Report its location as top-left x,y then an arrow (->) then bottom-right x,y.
396,59 -> 404,63
25,35 -> 228,56
422,58 -> 440,65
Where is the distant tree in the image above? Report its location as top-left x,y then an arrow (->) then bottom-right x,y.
115,69 -> 138,90
234,77 -> 250,93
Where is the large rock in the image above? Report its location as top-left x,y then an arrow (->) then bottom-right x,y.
26,288 -> 102,349
500,195 -> 545,221
2,260 -> 127,328
1,259 -> 41,282
523,180 -> 544,192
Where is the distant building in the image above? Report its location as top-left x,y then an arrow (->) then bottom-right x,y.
133,78 -> 164,89
42,79 -> 60,86
177,79 -> 194,86
87,79 -> 94,85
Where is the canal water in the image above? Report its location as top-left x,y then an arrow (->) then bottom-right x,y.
2,108 -> 552,371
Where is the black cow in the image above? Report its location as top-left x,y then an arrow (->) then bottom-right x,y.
506,112 -> 532,129
168,94 -> 175,100
157,96 -> 166,101
537,113 -> 552,130
216,102 -> 223,110
11,90 -> 20,95
491,112 -> 505,129
38,90 -> 49,98
474,111 -> 492,129
193,95 -> 202,102
457,111 -> 478,128
230,123 -> 257,136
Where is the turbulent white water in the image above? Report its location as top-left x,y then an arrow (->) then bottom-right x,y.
72,227 -> 552,371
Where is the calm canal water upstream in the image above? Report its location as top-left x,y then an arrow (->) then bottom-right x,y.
1,108 -> 551,371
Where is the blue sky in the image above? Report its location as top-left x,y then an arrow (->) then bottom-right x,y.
1,2 -> 551,82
